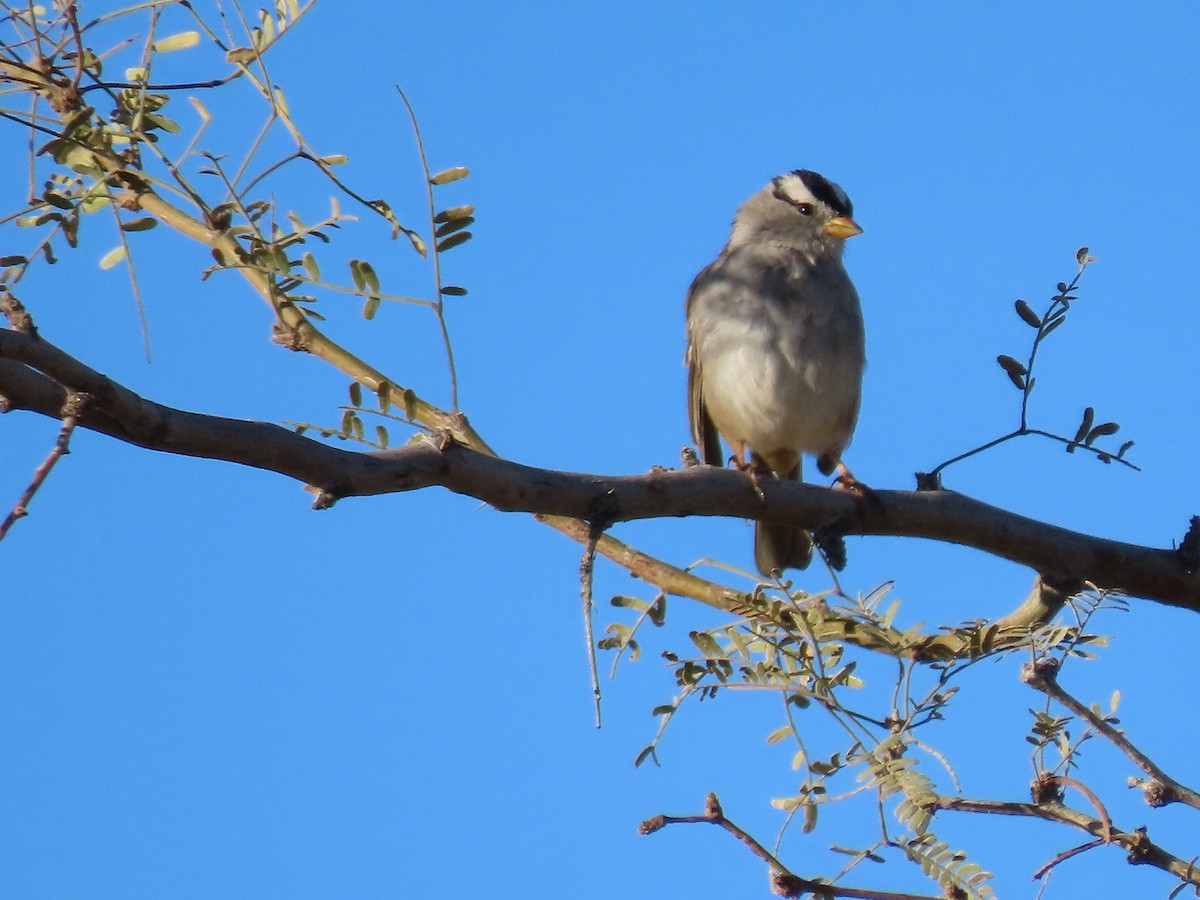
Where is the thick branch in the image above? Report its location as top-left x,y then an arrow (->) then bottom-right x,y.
4,329 -> 1199,615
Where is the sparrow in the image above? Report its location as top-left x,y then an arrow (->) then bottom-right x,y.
685,169 -> 866,575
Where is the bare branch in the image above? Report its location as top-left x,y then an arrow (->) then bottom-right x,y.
0,389 -> 87,540
932,794 -> 1198,886
1022,658 -> 1200,811
640,793 -> 943,900
3,327 -> 1200,616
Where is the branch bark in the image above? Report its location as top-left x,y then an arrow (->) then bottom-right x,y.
4,328 -> 1199,615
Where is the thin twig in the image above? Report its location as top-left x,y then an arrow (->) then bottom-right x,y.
640,793 -> 942,900
1032,838 -> 1106,881
395,86 -> 460,412
933,793 -> 1198,885
580,522 -> 602,727
0,389 -> 88,541
1022,657 -> 1200,810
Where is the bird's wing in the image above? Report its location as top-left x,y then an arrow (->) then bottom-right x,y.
685,274 -> 725,467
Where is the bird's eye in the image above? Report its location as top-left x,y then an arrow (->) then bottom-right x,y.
795,202 -> 815,216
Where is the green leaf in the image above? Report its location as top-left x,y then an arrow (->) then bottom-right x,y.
435,230 -> 472,253
765,725 -> 792,745
434,216 -> 475,238
357,260 -> 380,293
153,31 -> 200,52
1073,407 -> 1095,444
302,252 -> 320,281
1014,298 -> 1041,328
99,246 -> 126,270
996,354 -> 1027,389
689,630 -> 723,657
375,425 -> 389,449
349,381 -> 362,407
321,154 -> 349,166
43,191 -> 74,211
440,285 -> 468,296
429,166 -> 470,185
362,294 -> 381,320
226,47 -> 257,65
1085,422 -> 1119,445
143,113 -> 181,134
610,595 -> 648,612
401,388 -> 418,421
648,595 -> 666,626
802,802 -> 818,834
376,380 -> 392,412
433,204 -> 475,223
120,217 -> 158,232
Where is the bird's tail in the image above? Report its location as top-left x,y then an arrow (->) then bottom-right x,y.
752,460 -> 812,574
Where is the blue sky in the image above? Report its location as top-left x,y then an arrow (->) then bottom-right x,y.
4,2 -> 1200,898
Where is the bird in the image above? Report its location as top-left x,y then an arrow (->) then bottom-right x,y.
685,169 -> 866,575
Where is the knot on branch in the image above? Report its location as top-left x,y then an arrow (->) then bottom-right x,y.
1178,516 -> 1200,575
1,290 -> 36,334
1031,772 -> 1065,805
271,321 -> 309,351
913,470 -> 942,491
1125,826 -> 1153,865
1128,776 -> 1169,808
1020,656 -> 1060,692
769,870 -> 815,898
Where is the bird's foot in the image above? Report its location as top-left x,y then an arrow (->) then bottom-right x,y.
832,463 -> 882,511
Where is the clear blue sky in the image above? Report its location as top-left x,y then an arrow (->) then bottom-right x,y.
4,2 -> 1200,897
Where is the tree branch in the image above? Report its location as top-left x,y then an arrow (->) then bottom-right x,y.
0,389 -> 87,539
640,793 -> 943,900
4,328 -> 1199,616
1022,658 -> 1200,811
932,794 -> 1199,885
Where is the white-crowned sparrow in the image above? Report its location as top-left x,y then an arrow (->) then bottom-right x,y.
685,169 -> 865,575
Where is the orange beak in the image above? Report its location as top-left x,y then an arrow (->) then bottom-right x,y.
825,216 -> 863,240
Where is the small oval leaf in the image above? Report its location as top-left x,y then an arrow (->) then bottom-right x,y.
429,165 -> 470,185
996,354 -> 1027,389
1014,299 -> 1041,328
1073,407 -> 1095,443
153,31 -> 200,52
120,217 -> 158,232
435,230 -> 472,253
302,252 -> 320,281
99,246 -> 126,269
433,204 -> 475,223
434,216 -> 475,238
440,285 -> 468,296
362,294 -> 381,320
1085,422 -> 1120,445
